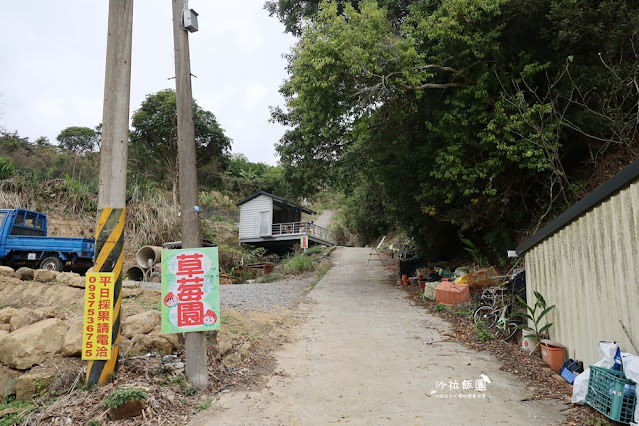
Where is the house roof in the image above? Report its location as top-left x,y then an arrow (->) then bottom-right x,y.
235,191 -> 316,215
516,157 -> 639,255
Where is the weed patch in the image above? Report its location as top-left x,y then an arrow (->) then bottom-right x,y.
473,320 -> 492,342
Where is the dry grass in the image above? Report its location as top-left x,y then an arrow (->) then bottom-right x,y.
125,193 -> 181,248
0,177 -> 97,215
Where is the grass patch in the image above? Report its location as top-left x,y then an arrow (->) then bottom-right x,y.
453,308 -> 473,320
434,304 -> 447,312
281,253 -> 315,275
198,397 -> 214,411
305,245 -> 325,256
256,272 -> 284,283
473,320 -> 492,342
157,374 -> 199,396
0,397 -> 36,426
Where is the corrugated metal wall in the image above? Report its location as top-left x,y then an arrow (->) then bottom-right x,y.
238,195 -> 272,239
525,182 -> 639,366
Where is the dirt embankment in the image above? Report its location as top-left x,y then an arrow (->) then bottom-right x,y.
0,271 -> 307,425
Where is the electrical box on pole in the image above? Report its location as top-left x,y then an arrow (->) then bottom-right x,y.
183,9 -> 199,32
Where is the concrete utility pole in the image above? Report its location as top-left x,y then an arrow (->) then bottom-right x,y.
172,0 -> 207,388
87,0 -> 134,386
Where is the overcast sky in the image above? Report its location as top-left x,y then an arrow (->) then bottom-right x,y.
0,1 -> 296,166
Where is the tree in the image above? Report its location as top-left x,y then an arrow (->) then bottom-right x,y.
265,0 -> 411,36
56,126 -> 100,154
271,0 -> 639,259
130,89 -> 231,205
35,136 -> 50,147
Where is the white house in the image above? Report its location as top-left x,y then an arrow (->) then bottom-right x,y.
236,191 -> 334,252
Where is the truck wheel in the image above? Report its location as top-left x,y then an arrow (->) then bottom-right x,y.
40,256 -> 63,272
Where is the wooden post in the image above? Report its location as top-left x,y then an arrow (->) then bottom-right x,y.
86,0 -> 133,386
172,0 -> 208,388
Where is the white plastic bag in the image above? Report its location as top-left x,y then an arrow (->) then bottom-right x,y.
571,341 -> 619,404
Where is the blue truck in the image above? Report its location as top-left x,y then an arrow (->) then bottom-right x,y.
0,208 -> 95,272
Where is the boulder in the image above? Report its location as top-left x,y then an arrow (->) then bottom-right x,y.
151,325 -> 180,351
0,329 -> 8,344
67,277 -> 86,289
15,267 -> 35,281
215,340 -> 233,360
0,280 -> 82,308
0,266 -> 15,278
0,318 -> 69,370
56,272 -> 80,285
122,310 -> 161,339
62,315 -> 83,357
238,341 -> 254,357
0,307 -> 19,324
34,306 -> 57,318
222,353 -> 242,368
0,324 -> 9,332
119,335 -> 131,355
9,308 -> 46,332
160,333 -> 180,351
15,371 -> 57,401
34,270 -> 57,283
127,334 -> 173,356
123,288 -> 143,298
0,365 -> 19,398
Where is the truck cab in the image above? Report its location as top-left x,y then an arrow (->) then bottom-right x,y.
0,208 -> 95,273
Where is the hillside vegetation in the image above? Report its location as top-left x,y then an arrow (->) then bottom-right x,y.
269,0 -> 639,262
0,129 -> 295,277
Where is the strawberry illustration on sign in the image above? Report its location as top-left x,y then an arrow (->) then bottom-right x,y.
164,292 -> 178,307
203,310 -> 218,325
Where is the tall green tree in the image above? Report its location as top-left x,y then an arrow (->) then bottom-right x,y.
130,89 -> 231,205
56,126 -> 100,154
271,0 -> 639,259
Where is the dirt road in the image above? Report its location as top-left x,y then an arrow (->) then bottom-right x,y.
193,248 -> 567,425
313,209 -> 333,228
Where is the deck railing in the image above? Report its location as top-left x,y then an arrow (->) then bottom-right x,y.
271,221 -> 334,244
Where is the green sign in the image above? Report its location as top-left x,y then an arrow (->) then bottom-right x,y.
161,247 -> 220,333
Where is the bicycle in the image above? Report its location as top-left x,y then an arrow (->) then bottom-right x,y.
473,284 -> 522,342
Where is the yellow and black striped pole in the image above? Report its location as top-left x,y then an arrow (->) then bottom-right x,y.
86,0 -> 133,386
87,208 -> 125,385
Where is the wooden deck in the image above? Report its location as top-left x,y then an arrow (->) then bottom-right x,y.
240,221 -> 335,247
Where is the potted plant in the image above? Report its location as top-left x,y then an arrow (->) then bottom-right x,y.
514,290 -> 555,354
104,386 -> 148,421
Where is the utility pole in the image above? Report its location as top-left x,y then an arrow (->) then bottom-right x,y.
87,0 -> 134,386
172,0 -> 207,388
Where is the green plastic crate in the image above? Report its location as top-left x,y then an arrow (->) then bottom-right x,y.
586,365 -> 636,424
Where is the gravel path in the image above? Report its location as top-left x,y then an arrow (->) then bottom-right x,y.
125,279 -> 316,312
219,279 -> 315,312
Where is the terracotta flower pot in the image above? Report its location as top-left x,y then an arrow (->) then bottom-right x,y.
541,341 -> 565,372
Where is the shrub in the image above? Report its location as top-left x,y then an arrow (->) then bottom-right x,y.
474,321 -> 493,342
103,387 -> 147,409
282,253 -> 315,275
0,157 -> 16,179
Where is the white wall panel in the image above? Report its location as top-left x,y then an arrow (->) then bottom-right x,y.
526,184 -> 639,366
238,195 -> 273,240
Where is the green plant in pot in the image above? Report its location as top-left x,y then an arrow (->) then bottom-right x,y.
514,290 -> 555,354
